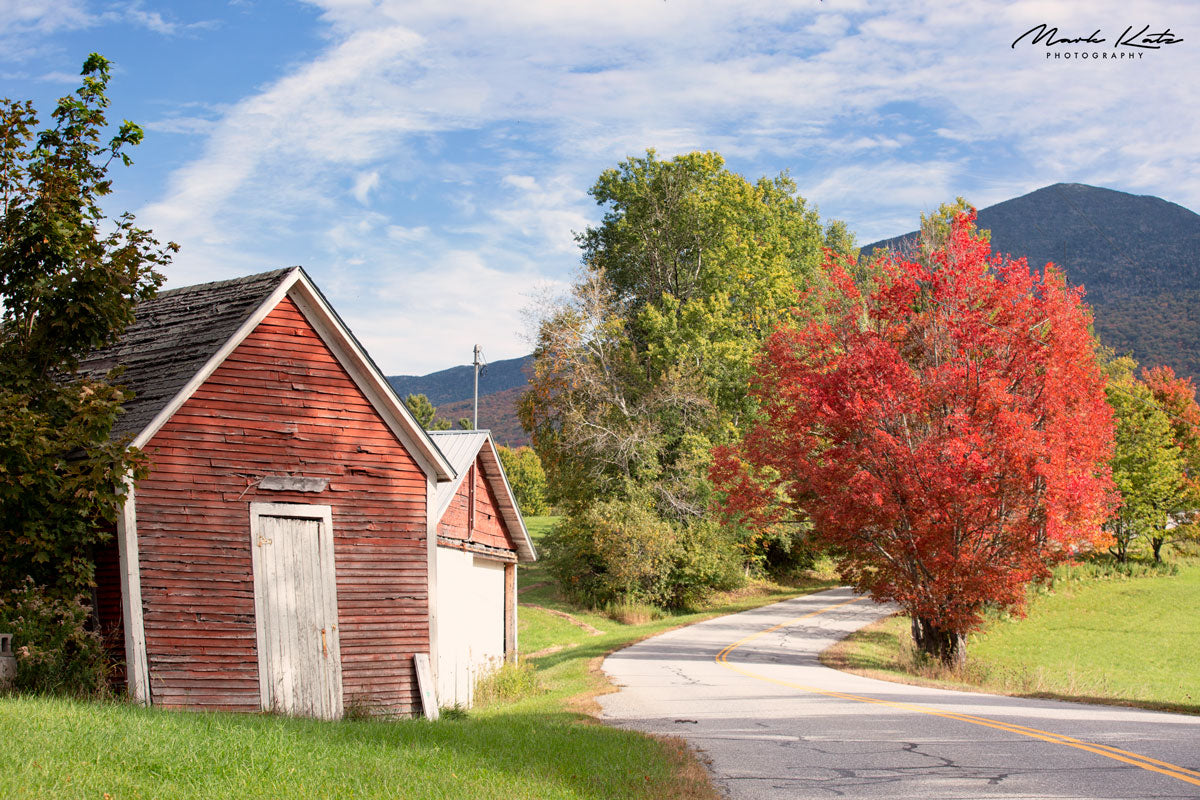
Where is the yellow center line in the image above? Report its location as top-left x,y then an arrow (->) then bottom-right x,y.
714,597 -> 1200,788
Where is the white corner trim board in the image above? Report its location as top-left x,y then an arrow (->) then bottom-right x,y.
426,472 -> 440,695
116,478 -> 150,705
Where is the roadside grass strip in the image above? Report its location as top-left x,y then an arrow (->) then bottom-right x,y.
1,515 -> 836,800
826,562 -> 1200,713
714,597 -> 1200,790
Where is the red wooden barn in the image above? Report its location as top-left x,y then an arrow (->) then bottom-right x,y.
426,430 -> 536,706
81,266 -> 527,719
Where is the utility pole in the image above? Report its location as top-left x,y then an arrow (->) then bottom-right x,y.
472,344 -> 483,429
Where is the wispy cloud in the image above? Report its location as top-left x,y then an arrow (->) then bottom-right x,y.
1,1 -> 217,58
104,0 -> 1200,370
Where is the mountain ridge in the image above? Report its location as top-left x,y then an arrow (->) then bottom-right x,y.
388,354 -> 534,446
863,183 -> 1200,381
387,354 -> 533,407
389,183 -> 1200,447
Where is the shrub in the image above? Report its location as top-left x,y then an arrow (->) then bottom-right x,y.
668,518 -> 744,608
544,498 -> 743,610
602,600 -> 666,625
472,659 -> 543,707
0,579 -> 109,696
544,498 -> 675,608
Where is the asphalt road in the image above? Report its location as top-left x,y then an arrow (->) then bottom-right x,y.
599,587 -> 1200,799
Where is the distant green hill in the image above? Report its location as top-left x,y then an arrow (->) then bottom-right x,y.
388,354 -> 533,407
388,355 -> 533,446
863,183 -> 1200,382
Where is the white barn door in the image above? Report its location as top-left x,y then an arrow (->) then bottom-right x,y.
250,503 -> 343,719
436,548 -> 507,707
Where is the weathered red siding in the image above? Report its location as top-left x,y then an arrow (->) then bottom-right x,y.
437,457 -> 517,552
134,297 -> 429,714
93,532 -> 126,687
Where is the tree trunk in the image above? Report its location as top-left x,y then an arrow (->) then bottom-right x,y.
1151,536 -> 1164,563
911,616 -> 966,668
1110,521 -> 1129,563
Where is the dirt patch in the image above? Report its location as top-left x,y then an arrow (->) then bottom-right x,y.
525,643 -> 574,658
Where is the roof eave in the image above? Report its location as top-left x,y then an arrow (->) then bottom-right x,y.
286,271 -> 456,482
479,437 -> 537,562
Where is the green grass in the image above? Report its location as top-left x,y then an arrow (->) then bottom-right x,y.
825,562 -> 1200,714
0,694 -> 698,800
1,514 -> 837,799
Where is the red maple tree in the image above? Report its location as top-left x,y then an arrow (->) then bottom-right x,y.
713,213 -> 1115,663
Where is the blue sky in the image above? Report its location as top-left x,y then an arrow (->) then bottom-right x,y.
3,1 -> 1197,373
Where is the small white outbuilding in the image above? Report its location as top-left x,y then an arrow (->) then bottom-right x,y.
427,430 -> 537,707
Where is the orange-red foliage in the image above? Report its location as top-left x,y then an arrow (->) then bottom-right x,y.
1141,364 -> 1200,499
714,213 -> 1115,635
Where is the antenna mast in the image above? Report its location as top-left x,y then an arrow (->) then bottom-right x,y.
472,344 -> 483,429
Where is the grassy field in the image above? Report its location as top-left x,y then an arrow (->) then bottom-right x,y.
1,515 -> 836,799
824,562 -> 1200,714
0,694 -> 704,800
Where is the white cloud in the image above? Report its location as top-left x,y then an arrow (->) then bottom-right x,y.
0,0 -> 92,58
349,250 -> 568,373
0,0 -> 216,58
387,225 -> 430,242
490,174 -> 592,254
351,171 -> 380,205
144,116 -> 218,135
0,0 -> 92,35
123,2 -> 179,35
122,0 -> 1200,370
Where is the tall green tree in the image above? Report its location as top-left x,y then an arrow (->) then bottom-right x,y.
496,445 -> 548,516
403,393 -> 451,430
1141,365 -> 1200,559
0,54 -> 175,597
1105,357 -> 1188,562
522,150 -> 853,574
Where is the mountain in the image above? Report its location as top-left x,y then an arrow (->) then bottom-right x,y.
388,354 -> 533,407
863,183 -> 1200,382
392,184 -> 1200,446
433,386 -> 528,447
388,354 -> 533,446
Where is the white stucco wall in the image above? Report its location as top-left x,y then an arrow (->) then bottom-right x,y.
435,547 -> 507,707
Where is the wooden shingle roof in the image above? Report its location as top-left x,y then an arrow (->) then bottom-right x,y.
75,267 -> 456,481
78,268 -> 295,440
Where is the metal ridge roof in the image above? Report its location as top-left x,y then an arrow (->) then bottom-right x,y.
427,429 -> 537,562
